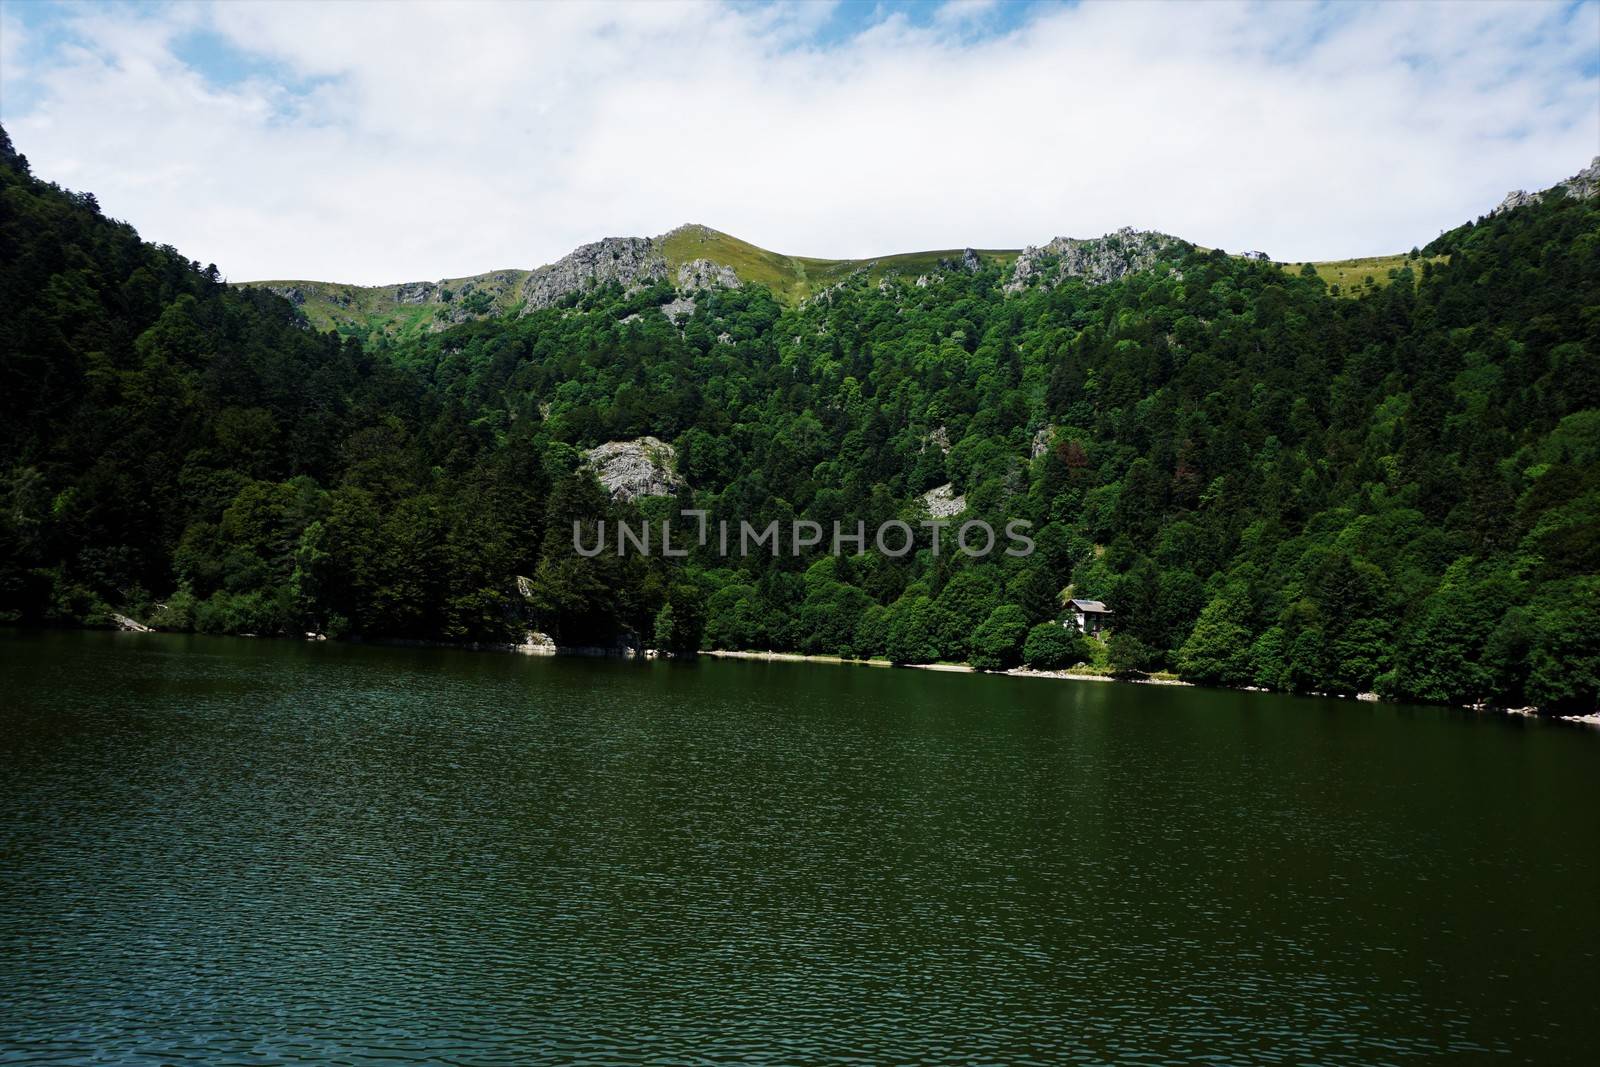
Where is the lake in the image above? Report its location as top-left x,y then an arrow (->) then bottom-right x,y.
1,630 -> 1596,1064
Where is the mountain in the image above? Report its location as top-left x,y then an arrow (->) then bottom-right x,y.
253,159 -> 1600,341
245,222 -> 1442,344
248,223 -> 1023,341
4,122 -> 1598,712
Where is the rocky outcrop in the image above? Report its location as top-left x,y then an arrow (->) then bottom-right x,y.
676,258 -> 741,291
1493,157 -> 1600,216
511,231 -> 743,316
1030,426 -> 1056,459
935,248 -> 982,274
659,296 -> 696,322
516,631 -> 559,656
1005,227 -> 1189,293
803,266 -> 874,306
583,437 -> 685,501
520,237 -> 668,312
395,281 -> 437,305
1566,157 -> 1600,199
921,482 -> 966,518
1495,189 -> 1542,214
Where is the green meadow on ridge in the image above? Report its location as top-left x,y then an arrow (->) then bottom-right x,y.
249,223 -> 1436,344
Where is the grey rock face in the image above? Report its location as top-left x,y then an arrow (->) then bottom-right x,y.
583,437 -> 685,502
921,482 -> 967,518
1494,189 -> 1541,214
1240,250 -> 1271,261
516,630 -> 559,655
521,237 -> 668,312
676,258 -> 741,290
395,282 -> 437,305
962,247 -> 981,272
1493,157 -> 1600,216
1005,227 -> 1189,293
267,285 -> 308,306
1030,426 -> 1056,459
659,296 -> 696,322
1566,157 -> 1600,200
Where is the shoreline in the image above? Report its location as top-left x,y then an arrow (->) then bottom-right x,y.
30,622 -> 1600,727
706,647 -> 1599,722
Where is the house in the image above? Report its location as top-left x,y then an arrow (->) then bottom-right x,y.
1065,599 -> 1114,636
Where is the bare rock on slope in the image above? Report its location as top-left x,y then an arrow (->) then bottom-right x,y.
676,258 -> 742,290
395,281 -> 437,305
921,482 -> 967,518
521,237 -> 668,312
659,296 -> 697,322
1493,157 -> 1600,216
1005,227 -> 1189,293
584,437 -> 685,501
1030,426 -> 1056,459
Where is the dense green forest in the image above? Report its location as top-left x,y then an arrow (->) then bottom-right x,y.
3,125 -> 1597,711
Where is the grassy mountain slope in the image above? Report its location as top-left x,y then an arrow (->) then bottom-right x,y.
658,224 -> 1018,302
1295,253 -> 1449,293
242,225 -> 1437,344
247,269 -> 529,343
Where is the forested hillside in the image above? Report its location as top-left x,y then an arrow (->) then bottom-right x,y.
3,124 -> 1597,712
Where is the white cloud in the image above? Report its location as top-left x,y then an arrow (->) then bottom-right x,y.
0,9 -> 27,92
1,0 -> 1595,284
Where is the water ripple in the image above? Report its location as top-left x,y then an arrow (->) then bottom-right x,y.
1,632 -> 1596,1064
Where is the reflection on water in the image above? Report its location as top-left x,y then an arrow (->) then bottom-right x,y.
1,631 -> 1596,1064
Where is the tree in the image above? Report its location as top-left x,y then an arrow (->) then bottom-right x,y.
885,595 -> 942,664
1010,565 -> 1062,625
1176,591 -> 1253,686
1023,622 -> 1089,670
654,581 -> 706,657
1527,579 -> 1600,713
1108,632 -> 1154,676
969,605 -> 1030,671
1249,627 -> 1289,690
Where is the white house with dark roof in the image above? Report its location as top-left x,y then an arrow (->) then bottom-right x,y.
1065,599 -> 1114,636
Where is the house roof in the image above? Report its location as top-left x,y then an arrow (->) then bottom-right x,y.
1068,599 -> 1112,613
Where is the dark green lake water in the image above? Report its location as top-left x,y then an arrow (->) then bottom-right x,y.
1,631 -> 1596,1065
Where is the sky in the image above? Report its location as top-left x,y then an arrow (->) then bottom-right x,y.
1,0 -> 1596,285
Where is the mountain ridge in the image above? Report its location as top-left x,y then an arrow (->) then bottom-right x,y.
240,222 -> 1407,344
247,223 -> 1027,340
241,157 -> 1600,342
